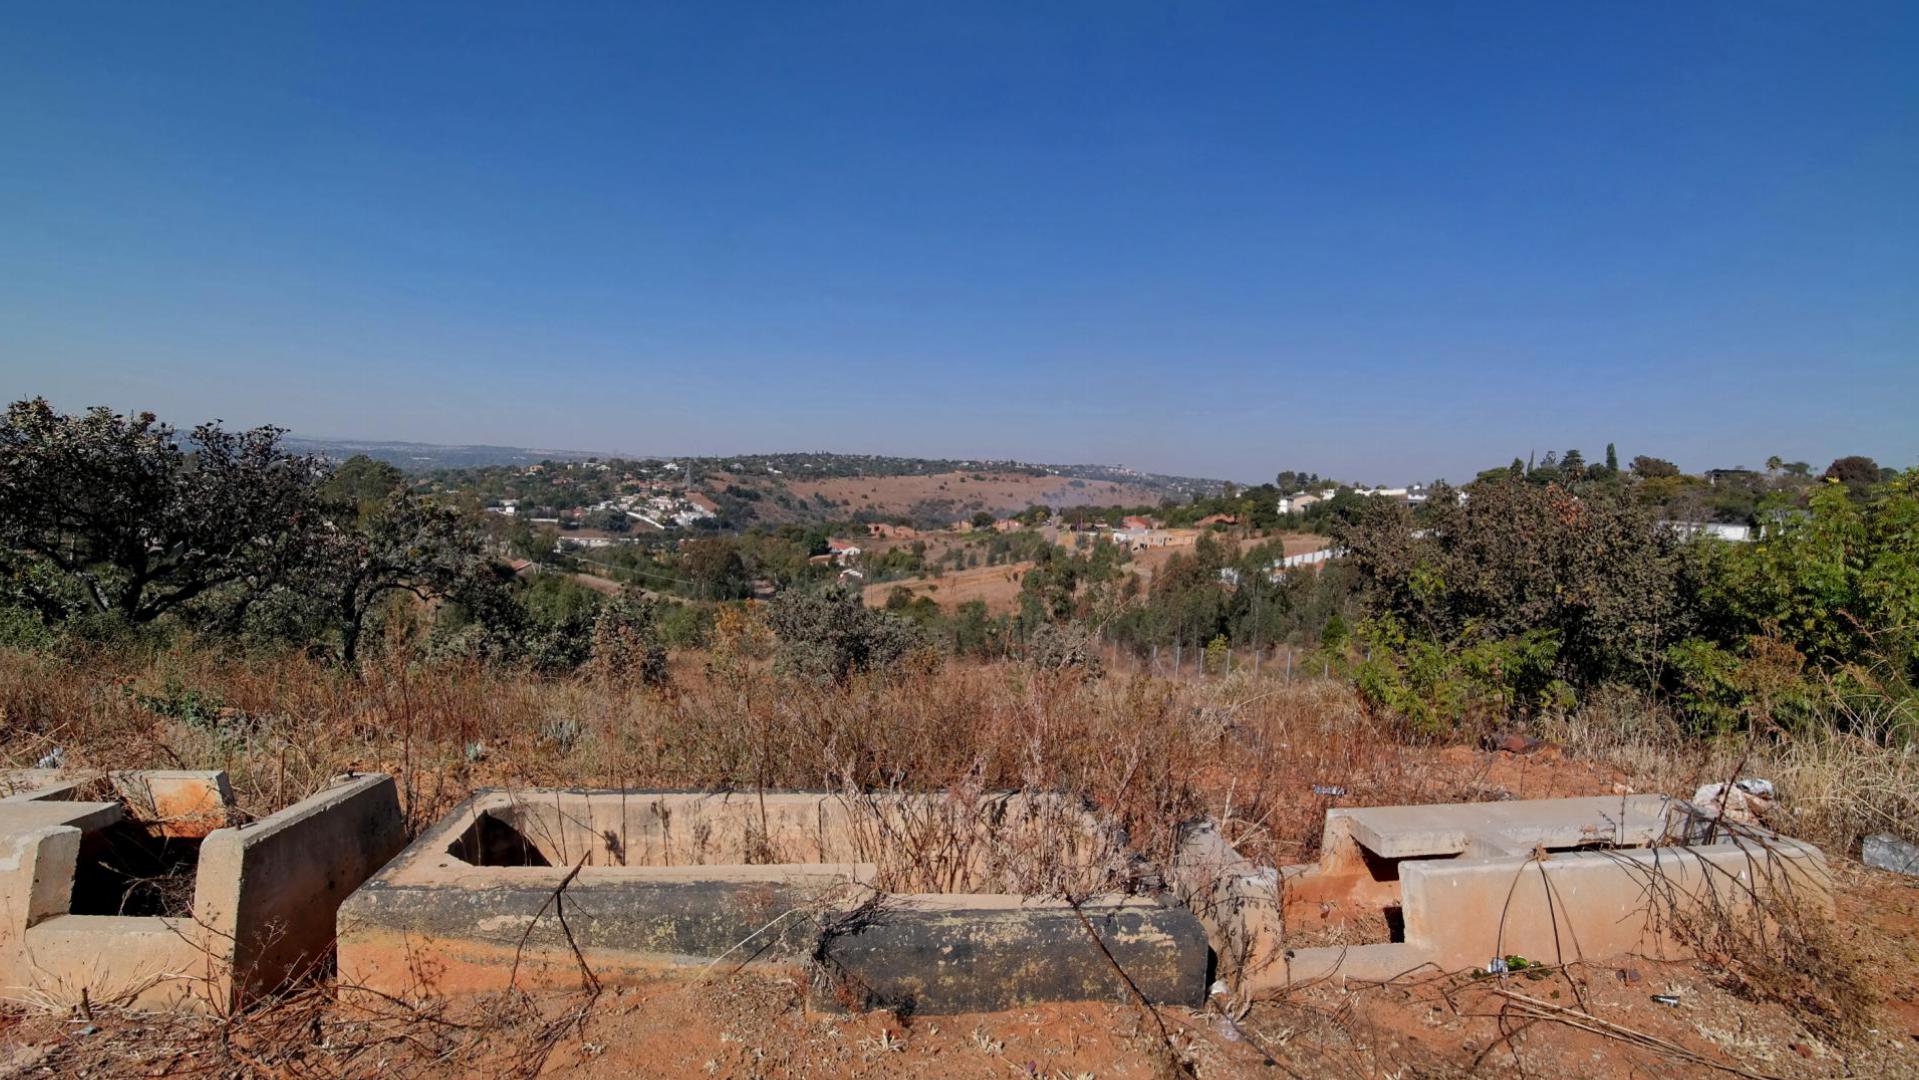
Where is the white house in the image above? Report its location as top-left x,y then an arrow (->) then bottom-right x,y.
1663,521 -> 1754,543
1278,493 -> 1322,515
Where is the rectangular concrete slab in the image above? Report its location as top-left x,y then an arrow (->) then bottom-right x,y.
817,894 -> 1209,1013
1330,794 -> 1674,862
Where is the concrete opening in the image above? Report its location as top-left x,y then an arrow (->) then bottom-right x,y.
1359,847 -> 1457,884
69,820 -> 201,918
449,811 -> 553,867
1381,904 -> 1404,943
340,789 -> 1210,1013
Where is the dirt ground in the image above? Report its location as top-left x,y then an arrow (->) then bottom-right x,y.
8,875 -> 1914,1079
862,560 -> 1035,613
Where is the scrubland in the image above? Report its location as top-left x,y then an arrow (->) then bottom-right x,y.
2,643 -> 1916,1078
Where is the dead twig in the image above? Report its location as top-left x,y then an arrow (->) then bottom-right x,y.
1492,987 -> 1784,1080
507,855 -> 600,996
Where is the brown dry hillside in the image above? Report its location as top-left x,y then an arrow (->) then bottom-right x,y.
862,561 -> 1034,613
786,471 -> 1161,520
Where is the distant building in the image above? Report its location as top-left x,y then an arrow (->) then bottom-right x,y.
826,539 -> 863,565
1663,521 -> 1754,543
1121,515 -> 1155,530
868,523 -> 919,539
1704,468 -> 1760,487
991,518 -> 1022,533
1277,494 -> 1320,515
1109,528 -> 1191,550
1196,513 -> 1238,527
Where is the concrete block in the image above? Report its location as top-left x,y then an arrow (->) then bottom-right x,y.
109,771 -> 234,839
199,773 -> 406,1006
1864,832 -> 1919,876
1214,795 -> 1835,991
817,894 -> 1208,1013
0,772 -> 404,1013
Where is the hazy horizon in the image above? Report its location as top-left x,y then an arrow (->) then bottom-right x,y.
5,4 -> 1915,483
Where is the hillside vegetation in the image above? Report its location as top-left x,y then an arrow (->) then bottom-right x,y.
4,399 -> 1918,1074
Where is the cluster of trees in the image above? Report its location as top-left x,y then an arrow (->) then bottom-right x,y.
0,402 -> 970,685
0,400 -> 506,665
1471,446 -> 1896,526
10,399 -> 1909,732
1335,468 -> 1919,734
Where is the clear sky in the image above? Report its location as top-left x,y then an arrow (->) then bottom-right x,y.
3,3 -> 1914,483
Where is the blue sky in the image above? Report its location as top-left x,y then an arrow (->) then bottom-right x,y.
2,3 -> 1914,483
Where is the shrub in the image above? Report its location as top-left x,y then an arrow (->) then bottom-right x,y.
766,586 -> 931,685
588,597 -> 670,688
1351,616 -> 1568,734
1024,621 -> 1104,677
1338,479 -> 1693,691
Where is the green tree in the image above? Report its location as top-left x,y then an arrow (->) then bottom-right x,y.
682,538 -> 750,600
1630,456 -> 1681,479
303,491 -> 495,665
1337,477 -> 1693,691
1702,471 -> 1919,690
1823,455 -> 1881,492
0,399 -> 320,625
321,455 -> 406,518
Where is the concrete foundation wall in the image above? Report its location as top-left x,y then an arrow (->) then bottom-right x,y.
817,895 -> 1208,1013
19,914 -> 215,1011
472,790 -> 1116,894
0,772 -> 404,1013
197,774 -> 406,1006
340,867 -> 871,996
340,789 -> 1208,1011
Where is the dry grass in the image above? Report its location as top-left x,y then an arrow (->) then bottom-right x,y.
0,641 -> 1545,873
4,641 -> 1913,1073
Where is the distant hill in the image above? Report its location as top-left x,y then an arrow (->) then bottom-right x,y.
284,437 -> 613,470
292,439 -> 1229,503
